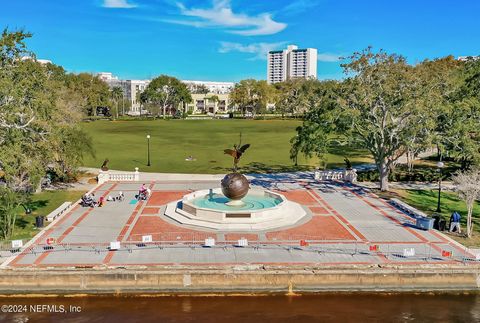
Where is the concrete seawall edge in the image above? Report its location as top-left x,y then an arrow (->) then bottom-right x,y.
1,265 -> 479,294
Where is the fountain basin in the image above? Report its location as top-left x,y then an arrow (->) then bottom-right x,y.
164,188 -> 309,231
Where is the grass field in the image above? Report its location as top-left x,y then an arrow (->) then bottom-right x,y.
11,190 -> 84,241
81,119 -> 371,173
397,189 -> 480,247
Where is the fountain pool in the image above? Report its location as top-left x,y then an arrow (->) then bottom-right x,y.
164,188 -> 309,231
191,193 -> 282,211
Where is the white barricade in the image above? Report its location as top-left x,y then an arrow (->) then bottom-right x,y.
204,237 -> 215,247
142,235 -> 153,243
11,240 -> 23,249
403,248 -> 415,257
237,238 -> 248,247
110,241 -> 120,250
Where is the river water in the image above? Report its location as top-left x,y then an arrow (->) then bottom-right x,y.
1,293 -> 479,322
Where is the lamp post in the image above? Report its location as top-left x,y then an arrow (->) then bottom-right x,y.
146,135 -> 151,167
436,161 -> 444,212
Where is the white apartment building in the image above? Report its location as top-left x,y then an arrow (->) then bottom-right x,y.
267,45 -> 317,84
98,72 -> 150,114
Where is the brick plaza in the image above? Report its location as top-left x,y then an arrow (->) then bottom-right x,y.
5,176 -> 475,268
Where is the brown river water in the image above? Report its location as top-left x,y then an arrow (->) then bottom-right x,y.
0,293 -> 479,323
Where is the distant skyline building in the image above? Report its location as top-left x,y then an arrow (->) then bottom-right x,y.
267,45 -> 318,84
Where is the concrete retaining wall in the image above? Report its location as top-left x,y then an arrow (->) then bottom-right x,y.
0,265 -> 479,294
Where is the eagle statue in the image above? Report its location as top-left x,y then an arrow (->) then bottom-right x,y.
224,133 -> 250,172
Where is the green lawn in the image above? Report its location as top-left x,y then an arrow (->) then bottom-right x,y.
398,189 -> 480,247
10,190 -> 84,241
81,119 -> 371,173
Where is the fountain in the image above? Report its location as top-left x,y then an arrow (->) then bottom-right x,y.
163,137 -> 308,231
164,173 -> 308,231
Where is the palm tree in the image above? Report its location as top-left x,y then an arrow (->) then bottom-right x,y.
207,95 -> 219,114
110,86 -> 123,119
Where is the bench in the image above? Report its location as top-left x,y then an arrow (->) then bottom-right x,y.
46,202 -> 72,222
389,198 -> 428,218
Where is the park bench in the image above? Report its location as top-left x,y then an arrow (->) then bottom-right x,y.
389,198 -> 428,218
46,202 -> 72,222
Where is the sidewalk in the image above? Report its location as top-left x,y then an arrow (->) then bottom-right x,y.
358,181 -> 455,191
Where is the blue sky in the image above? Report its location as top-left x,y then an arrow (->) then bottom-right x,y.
1,0 -> 480,81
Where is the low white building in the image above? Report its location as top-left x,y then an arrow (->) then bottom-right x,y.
186,93 -> 232,114
98,72 -> 235,115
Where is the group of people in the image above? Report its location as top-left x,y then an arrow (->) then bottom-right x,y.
81,184 -> 151,207
81,191 -> 125,208
80,193 -> 97,208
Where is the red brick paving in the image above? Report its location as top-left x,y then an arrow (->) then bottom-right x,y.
266,216 -> 355,241
277,190 -> 318,205
142,207 -> 160,215
147,191 -> 188,206
127,216 -> 215,242
224,233 -> 259,242
309,206 -> 330,215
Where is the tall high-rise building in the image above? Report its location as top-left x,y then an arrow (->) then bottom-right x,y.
267,45 -> 317,84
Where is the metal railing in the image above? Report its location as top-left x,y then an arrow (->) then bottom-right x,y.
1,238 -> 479,265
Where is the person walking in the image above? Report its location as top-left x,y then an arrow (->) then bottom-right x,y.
449,211 -> 461,233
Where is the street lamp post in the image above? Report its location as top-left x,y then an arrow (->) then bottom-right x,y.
146,135 -> 151,167
436,161 -> 445,212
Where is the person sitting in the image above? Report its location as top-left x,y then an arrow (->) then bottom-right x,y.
98,196 -> 105,207
137,184 -> 148,200
449,211 -> 461,234
81,193 -> 96,208
117,191 -> 125,201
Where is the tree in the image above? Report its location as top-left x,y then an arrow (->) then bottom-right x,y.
63,73 -> 111,117
189,83 -> 209,94
0,187 -> 25,239
452,169 -> 480,238
337,48 -> 445,191
207,95 -> 219,113
110,86 -> 124,119
50,126 -> 95,181
0,29 -> 95,189
230,79 -> 274,117
438,58 -> 480,169
143,75 -> 192,119
274,79 -> 301,118
289,80 -> 340,167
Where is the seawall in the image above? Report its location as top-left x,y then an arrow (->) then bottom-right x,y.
1,265 -> 479,295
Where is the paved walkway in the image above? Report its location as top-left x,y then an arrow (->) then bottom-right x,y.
2,178 -> 475,269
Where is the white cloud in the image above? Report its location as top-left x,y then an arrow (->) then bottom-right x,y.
171,0 -> 286,36
219,41 -> 287,60
317,53 -> 342,62
102,0 -> 137,8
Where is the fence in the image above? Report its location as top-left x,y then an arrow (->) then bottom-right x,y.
2,238 -> 479,265
97,168 -> 140,184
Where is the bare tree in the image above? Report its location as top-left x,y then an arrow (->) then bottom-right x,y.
452,169 -> 480,238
